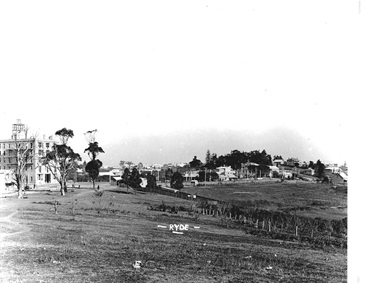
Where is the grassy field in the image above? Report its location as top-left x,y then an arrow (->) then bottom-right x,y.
182,180 -> 347,220
0,182 -> 346,282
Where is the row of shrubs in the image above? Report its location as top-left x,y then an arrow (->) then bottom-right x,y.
148,202 -> 189,214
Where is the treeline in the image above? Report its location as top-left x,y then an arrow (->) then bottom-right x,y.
192,149 -> 272,171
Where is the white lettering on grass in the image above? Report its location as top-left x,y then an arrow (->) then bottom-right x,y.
167,224 -> 189,231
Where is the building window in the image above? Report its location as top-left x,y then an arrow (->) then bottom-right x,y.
46,143 -> 50,148
38,142 -> 42,148
39,150 -> 43,156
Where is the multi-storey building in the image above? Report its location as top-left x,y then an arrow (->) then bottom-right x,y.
0,120 -> 58,188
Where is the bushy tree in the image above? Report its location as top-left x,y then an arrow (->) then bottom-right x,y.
121,167 -> 130,185
171,172 -> 184,190
189,156 -> 202,168
129,168 -> 141,188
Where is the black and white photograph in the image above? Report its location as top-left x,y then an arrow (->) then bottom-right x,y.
1,1 -> 374,282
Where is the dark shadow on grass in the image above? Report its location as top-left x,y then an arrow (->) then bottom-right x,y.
108,190 -> 134,195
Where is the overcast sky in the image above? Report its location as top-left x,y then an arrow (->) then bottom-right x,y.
0,0 -> 374,167
0,1 -> 374,280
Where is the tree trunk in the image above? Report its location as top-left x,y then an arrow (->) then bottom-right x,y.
93,179 -> 96,191
18,187 -> 23,199
60,182 -> 65,196
17,179 -> 23,199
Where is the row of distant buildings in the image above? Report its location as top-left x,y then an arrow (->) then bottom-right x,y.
1,121 -> 348,192
98,157 -> 348,185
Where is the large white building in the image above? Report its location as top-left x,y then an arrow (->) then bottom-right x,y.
0,120 -> 58,189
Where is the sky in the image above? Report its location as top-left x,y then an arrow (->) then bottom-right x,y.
0,0 -> 374,280
1,0 -> 372,168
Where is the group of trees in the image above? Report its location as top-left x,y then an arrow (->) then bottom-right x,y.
120,167 -> 184,191
14,127 -> 104,198
194,150 -> 328,179
192,149 -> 273,172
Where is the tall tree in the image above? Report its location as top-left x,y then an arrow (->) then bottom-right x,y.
315,159 -> 325,178
308,161 -> 315,169
43,128 -> 81,196
10,139 -> 35,198
84,138 -> 105,190
205,150 -> 211,166
146,172 -> 157,190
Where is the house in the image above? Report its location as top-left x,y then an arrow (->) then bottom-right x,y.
110,176 -> 122,186
268,166 -> 280,177
183,170 -> 199,181
286,158 -> 301,167
273,159 -> 284,167
325,163 -> 340,174
279,166 -> 294,178
216,166 -> 237,181
300,168 -> 315,175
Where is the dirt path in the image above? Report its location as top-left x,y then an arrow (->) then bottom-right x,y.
0,208 -> 32,245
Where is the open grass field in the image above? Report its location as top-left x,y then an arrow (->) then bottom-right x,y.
182,180 -> 347,221
0,182 -> 346,282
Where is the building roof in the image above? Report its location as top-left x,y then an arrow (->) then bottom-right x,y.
247,162 -> 259,167
268,166 -> 279,171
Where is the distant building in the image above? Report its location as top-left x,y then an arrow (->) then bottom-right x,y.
300,168 -> 315,175
0,170 -> 13,192
339,162 -> 348,174
286,158 -> 301,167
268,165 -> 280,177
183,170 -> 199,181
325,163 -> 340,174
216,166 -> 237,181
0,120 -> 58,188
273,159 -> 284,167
